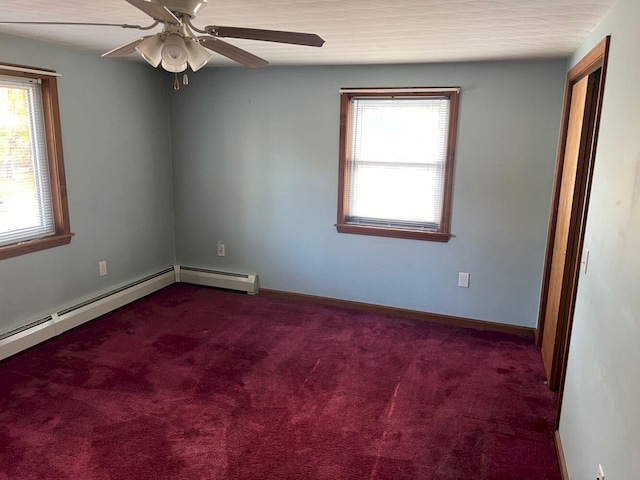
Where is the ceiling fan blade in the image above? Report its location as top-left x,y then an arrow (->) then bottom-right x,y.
210,26 -> 324,47
102,37 -> 147,58
0,21 -> 142,28
125,0 -> 180,25
199,37 -> 268,67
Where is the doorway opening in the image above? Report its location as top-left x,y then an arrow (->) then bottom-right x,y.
536,36 -> 610,397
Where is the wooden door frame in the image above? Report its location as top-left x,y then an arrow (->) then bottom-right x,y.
535,37 -> 610,397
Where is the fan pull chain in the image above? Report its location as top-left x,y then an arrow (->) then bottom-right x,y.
174,73 -> 180,91
183,73 -> 189,85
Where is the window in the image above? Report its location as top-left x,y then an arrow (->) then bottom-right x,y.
0,64 -> 71,260
337,87 -> 459,242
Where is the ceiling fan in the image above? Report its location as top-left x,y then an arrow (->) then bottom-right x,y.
0,0 -> 325,74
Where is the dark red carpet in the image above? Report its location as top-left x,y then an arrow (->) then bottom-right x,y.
0,284 -> 560,479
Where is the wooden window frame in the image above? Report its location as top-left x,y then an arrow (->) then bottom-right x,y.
336,87 -> 459,242
0,64 -> 72,261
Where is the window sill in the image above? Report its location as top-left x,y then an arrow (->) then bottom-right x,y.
0,233 -> 74,261
336,223 -> 450,242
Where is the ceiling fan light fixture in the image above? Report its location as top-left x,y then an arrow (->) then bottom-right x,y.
3,0 -> 325,75
161,59 -> 188,73
185,38 -> 213,71
161,33 -> 189,68
135,34 -> 163,67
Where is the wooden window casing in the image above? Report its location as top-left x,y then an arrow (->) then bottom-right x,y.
336,88 -> 459,242
0,64 -> 72,260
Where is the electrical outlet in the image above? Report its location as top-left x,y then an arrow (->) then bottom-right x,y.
99,260 -> 107,277
458,272 -> 470,288
217,241 -> 225,257
596,464 -> 605,480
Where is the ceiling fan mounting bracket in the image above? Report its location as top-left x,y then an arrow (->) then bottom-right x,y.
149,0 -> 208,19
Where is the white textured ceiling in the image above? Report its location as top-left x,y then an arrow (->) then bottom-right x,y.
0,0 -> 617,67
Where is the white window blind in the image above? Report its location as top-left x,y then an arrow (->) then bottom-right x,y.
346,96 -> 450,231
0,75 -> 55,247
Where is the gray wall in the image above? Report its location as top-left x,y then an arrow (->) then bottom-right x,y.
0,34 -> 176,332
559,0 -> 640,478
170,61 -> 566,327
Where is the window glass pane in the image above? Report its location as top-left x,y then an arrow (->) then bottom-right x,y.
0,76 -> 54,247
346,95 -> 449,230
351,164 -> 438,223
352,98 -> 447,165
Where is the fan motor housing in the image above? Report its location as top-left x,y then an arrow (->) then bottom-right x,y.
151,0 -> 208,18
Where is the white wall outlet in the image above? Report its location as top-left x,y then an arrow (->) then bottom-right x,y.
596,464 -> 605,480
98,260 -> 107,277
217,241 -> 225,257
458,272 -> 470,288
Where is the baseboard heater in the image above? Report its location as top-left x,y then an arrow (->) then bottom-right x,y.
0,315 -> 57,362
177,265 -> 259,295
0,267 -> 175,362
55,267 -> 175,335
0,265 -> 258,362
